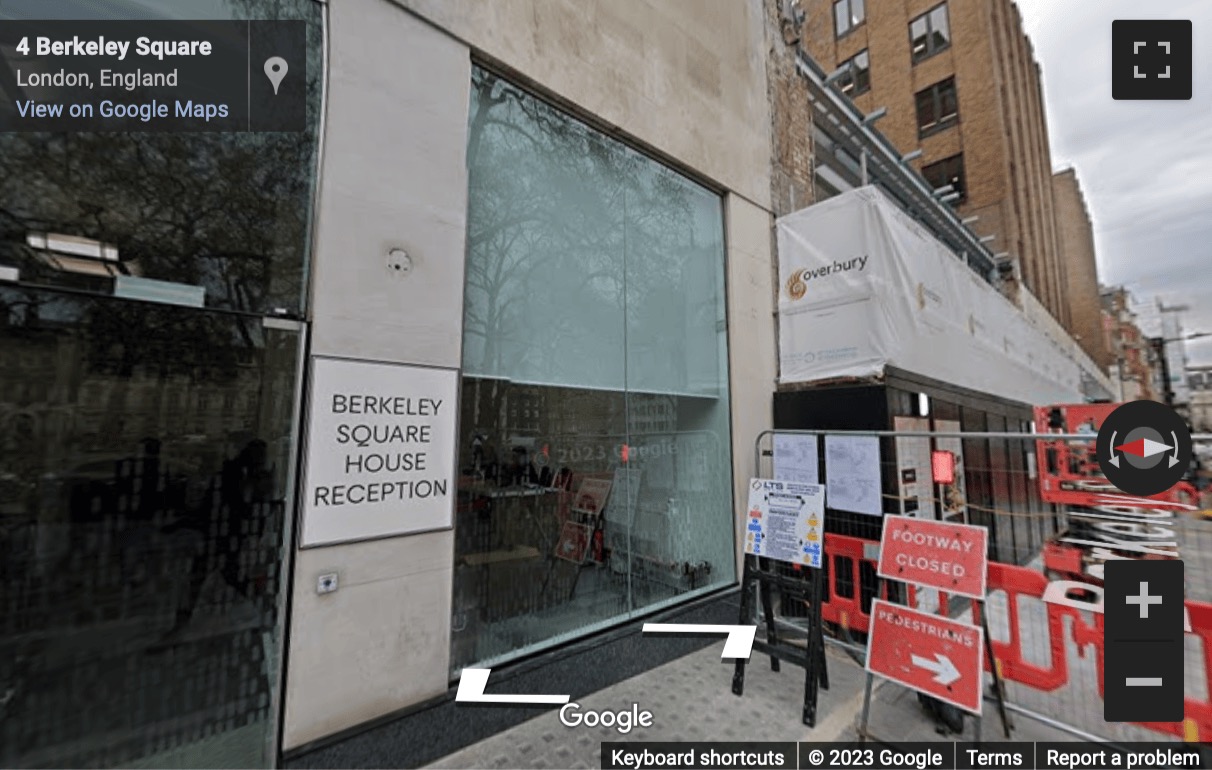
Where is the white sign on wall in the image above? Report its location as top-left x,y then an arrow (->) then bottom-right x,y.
300,356 -> 458,547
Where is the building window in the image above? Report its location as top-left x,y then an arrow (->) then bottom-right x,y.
915,77 -> 959,137
910,3 -> 952,62
834,0 -> 865,38
455,67 -> 735,673
921,154 -> 966,203
837,50 -> 871,96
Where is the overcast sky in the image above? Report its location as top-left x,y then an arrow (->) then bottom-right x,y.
1015,0 -> 1212,366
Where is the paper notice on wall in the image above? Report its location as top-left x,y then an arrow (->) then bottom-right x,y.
893,416 -> 931,518
773,433 -> 819,484
824,434 -> 882,516
935,419 -> 968,522
744,478 -> 826,568
300,356 -> 458,547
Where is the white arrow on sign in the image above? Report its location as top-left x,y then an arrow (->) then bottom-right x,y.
455,668 -> 570,705
642,623 -> 758,659
911,653 -> 961,686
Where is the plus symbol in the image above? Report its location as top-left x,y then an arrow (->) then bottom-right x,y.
1126,581 -> 1163,619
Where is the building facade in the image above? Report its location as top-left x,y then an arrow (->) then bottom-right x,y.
800,0 -> 1073,330
0,1 -> 1123,768
1132,296 -> 1193,411
1189,365 -> 1212,433
1052,167 -> 1111,372
0,0 -> 779,767
1101,286 -> 1160,402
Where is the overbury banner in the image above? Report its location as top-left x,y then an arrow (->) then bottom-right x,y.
775,186 -> 1084,405
300,356 -> 457,546
744,478 -> 826,568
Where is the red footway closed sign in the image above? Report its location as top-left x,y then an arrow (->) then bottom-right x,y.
865,599 -> 984,714
876,514 -> 988,599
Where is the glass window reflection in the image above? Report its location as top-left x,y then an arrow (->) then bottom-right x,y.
0,1 -> 322,317
0,1 -> 322,767
454,68 -> 734,672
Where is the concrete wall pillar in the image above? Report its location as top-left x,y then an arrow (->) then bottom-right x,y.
281,0 -> 471,750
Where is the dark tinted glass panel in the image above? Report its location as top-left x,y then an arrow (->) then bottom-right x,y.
916,89 -> 937,128
856,51 -> 870,86
0,2 -> 322,766
917,78 -> 958,136
922,154 -> 966,202
0,288 -> 302,768
838,50 -> 869,96
940,82 -> 959,119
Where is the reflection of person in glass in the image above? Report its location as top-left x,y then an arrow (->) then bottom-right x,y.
152,439 -> 273,649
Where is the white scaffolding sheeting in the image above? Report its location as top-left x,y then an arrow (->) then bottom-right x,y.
776,186 -> 1085,405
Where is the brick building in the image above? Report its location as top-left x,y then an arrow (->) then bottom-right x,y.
1101,286 -> 1159,401
1052,167 -> 1111,371
800,0 -> 1072,329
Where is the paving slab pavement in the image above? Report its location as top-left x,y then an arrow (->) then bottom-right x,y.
427,644 -> 863,769
425,639 -> 1092,770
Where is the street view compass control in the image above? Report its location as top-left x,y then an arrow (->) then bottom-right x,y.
1095,400 -> 1193,497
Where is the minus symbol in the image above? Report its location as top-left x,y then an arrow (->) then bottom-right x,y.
1125,677 -> 1163,687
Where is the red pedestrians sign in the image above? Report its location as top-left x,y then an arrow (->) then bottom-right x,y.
865,599 -> 984,714
877,514 -> 988,599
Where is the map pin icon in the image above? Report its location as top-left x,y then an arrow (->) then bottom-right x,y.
264,57 -> 288,95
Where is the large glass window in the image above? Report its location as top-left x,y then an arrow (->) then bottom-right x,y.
453,68 -> 734,671
0,2 -> 322,767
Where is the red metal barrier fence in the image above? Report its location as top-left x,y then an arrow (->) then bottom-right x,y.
758,424 -> 1212,743
817,531 -> 1212,741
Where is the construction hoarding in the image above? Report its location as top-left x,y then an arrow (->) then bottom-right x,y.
775,186 -> 1084,405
